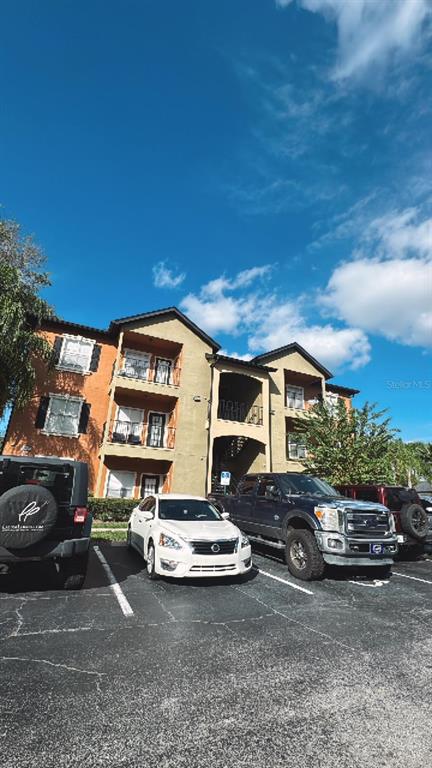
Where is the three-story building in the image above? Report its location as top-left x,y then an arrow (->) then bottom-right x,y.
3,307 -> 358,498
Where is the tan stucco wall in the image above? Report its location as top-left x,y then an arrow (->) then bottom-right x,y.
120,315 -> 213,495
266,350 -> 325,472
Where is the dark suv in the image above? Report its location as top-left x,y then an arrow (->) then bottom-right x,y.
0,456 -> 91,589
337,484 -> 432,551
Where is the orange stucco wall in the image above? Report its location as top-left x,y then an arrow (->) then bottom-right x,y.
3,325 -> 118,492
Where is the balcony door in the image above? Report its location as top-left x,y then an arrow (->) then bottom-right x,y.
141,475 -> 160,498
147,412 -> 166,448
114,406 -> 144,444
154,358 -> 172,385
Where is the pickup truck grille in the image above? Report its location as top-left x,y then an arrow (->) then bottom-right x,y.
191,539 -> 237,555
345,510 -> 391,538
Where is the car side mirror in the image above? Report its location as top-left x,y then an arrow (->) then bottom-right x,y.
141,510 -> 154,521
220,511 -> 230,520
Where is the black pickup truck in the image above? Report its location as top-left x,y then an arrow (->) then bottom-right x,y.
210,472 -> 398,580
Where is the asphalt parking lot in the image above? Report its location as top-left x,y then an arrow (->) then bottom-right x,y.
1,545 -> 432,768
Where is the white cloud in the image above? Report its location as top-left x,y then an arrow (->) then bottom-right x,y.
152,261 -> 186,289
322,256 -> 432,347
320,206 -> 432,347
276,0 -> 432,79
247,301 -> 371,370
181,266 -> 370,371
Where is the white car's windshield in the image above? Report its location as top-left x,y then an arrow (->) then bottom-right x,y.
159,500 -> 222,521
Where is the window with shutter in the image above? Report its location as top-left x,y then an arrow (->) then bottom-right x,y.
44,395 -> 83,436
58,335 -> 95,373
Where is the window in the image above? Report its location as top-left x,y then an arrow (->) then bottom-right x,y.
112,406 -> 144,444
356,487 -> 379,503
105,470 -> 135,499
287,433 -> 307,460
326,392 -> 339,415
141,475 -> 160,498
122,350 -> 150,380
155,358 -> 172,384
58,335 -> 94,373
257,478 -> 279,498
238,477 -> 257,496
147,413 -> 166,448
44,395 -> 83,436
286,385 -> 304,410
139,496 -> 156,511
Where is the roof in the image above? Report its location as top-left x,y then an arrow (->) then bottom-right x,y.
206,353 -> 276,373
326,383 -> 360,397
43,307 -> 220,350
109,307 -> 220,351
154,493 -> 207,501
44,317 -> 112,338
253,342 -> 333,380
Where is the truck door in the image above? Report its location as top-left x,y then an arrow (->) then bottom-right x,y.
254,477 -> 284,539
231,476 -> 258,532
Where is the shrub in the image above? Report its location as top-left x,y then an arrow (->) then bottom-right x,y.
88,497 -> 136,522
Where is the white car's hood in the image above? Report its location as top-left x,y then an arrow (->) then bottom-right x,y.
159,519 -> 239,541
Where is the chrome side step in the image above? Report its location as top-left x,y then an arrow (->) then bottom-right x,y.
247,534 -> 285,550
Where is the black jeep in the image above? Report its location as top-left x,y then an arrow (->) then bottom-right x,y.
0,456 -> 91,589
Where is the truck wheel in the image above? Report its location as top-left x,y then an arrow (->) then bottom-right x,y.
58,552 -> 89,590
400,503 -> 428,541
285,528 -> 325,581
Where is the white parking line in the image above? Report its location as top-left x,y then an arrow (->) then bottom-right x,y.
93,546 -> 134,617
257,568 -> 314,595
392,571 -> 432,586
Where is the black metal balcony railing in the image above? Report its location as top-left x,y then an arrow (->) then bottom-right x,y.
217,400 -> 263,425
116,360 -> 181,386
108,420 -> 175,449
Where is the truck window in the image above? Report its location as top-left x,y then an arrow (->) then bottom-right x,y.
257,478 -> 278,497
238,477 -> 257,496
357,488 -> 379,503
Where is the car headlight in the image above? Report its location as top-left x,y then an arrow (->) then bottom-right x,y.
159,532 -> 183,549
389,513 -> 397,533
240,533 -> 250,548
314,505 -> 343,532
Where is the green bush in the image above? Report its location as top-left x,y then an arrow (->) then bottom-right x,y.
88,497 -> 136,522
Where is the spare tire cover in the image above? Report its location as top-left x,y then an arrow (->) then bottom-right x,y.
0,485 -> 58,549
400,503 -> 429,541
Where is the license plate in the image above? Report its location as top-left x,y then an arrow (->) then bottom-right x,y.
370,543 -> 384,555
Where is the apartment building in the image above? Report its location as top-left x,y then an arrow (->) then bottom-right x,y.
3,307 -> 358,498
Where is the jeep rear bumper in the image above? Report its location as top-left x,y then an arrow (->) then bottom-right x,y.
315,531 -> 398,567
0,537 -> 91,562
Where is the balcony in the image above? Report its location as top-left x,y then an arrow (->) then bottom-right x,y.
104,419 -> 175,460
217,400 -> 263,426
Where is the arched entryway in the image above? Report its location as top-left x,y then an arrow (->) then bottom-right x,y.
210,435 -> 266,493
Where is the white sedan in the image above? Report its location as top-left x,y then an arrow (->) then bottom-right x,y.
127,493 -> 252,579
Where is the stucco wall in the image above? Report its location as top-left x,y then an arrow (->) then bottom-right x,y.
3,325 -> 117,492
122,315 -> 214,495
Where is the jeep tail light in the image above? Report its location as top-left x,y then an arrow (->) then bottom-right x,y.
74,507 -> 88,524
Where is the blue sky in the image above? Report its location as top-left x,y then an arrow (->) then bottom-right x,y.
1,0 -> 431,440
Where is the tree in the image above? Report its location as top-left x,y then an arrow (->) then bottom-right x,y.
0,217 -> 54,418
385,440 -> 432,486
297,400 -> 398,485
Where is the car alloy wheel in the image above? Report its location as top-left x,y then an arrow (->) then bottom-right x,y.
290,539 -> 308,570
146,543 -> 158,580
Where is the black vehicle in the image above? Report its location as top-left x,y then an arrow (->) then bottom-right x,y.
210,472 -> 398,581
0,456 -> 91,589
